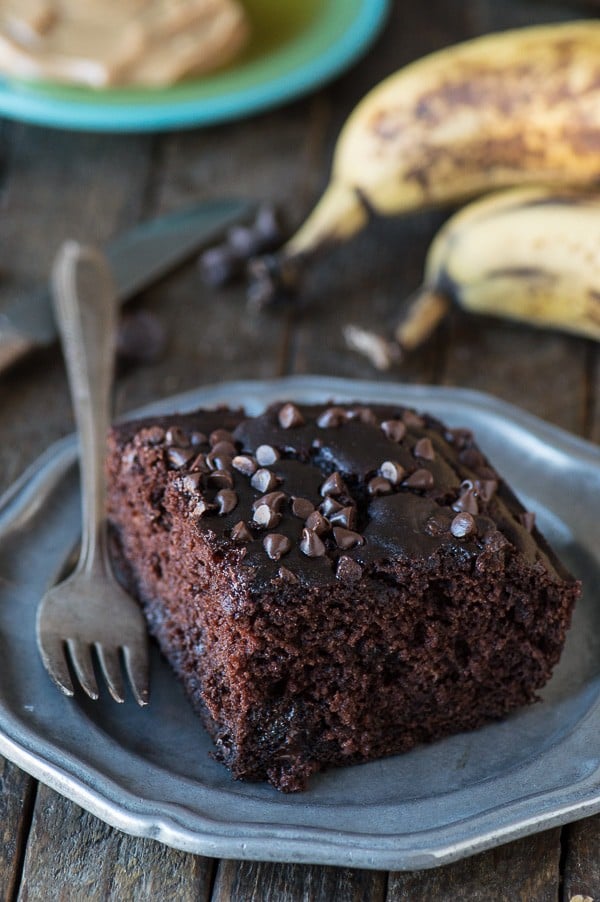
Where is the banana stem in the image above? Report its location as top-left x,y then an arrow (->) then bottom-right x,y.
284,181 -> 369,257
395,288 -> 450,350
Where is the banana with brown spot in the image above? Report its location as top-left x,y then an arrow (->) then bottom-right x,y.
395,186 -> 600,350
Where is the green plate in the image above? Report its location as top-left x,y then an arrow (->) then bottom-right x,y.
0,0 -> 390,132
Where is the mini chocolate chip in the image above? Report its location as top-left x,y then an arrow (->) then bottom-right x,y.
231,521 -> 253,543
350,406 -> 378,425
320,497 -> 343,517
459,448 -> 486,470
252,491 -> 287,512
216,489 -> 238,515
402,410 -> 425,428
253,505 -> 282,529
447,427 -> 473,449
142,425 -> 166,446
316,407 -> 347,428
190,431 -> 208,447
484,529 -> 509,551
336,556 -> 363,582
191,498 -> 215,517
210,440 -> 237,457
452,487 -> 479,515
255,444 -> 280,466
228,222 -> 263,258
450,512 -> 476,538
414,437 -> 435,460
329,506 -> 357,530
278,403 -> 304,429
207,471 -> 234,489
206,451 -> 233,472
520,511 -> 536,532
198,244 -> 240,286
291,497 -> 315,519
368,476 -> 392,496
189,453 -> 210,474
379,460 -> 406,484
305,510 -> 330,536
166,446 -> 194,469
381,419 -> 406,443
209,429 -> 236,448
475,478 -> 498,502
320,471 -> 346,497
403,469 -> 434,490
232,454 -> 258,476
425,516 -> 447,536
165,426 -> 190,447
333,527 -> 364,549
251,468 -> 280,493
254,203 -> 284,246
300,528 -> 326,557
278,565 -> 298,583
263,533 -> 291,560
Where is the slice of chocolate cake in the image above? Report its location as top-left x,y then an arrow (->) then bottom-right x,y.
106,401 -> 580,792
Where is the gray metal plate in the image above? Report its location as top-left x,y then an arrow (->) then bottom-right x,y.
0,376 -> 598,871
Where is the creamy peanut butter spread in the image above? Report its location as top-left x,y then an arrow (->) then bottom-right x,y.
0,0 -> 249,88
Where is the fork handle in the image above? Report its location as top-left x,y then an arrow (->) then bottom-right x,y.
52,242 -> 117,575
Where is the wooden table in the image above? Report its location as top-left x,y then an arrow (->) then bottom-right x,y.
0,0 -> 599,898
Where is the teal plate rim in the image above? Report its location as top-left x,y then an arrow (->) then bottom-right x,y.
0,0 -> 390,132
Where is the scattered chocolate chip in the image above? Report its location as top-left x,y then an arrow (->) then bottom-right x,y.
319,497 -> 343,517
300,528 -> 326,557
379,460 -> 406,484
402,410 -> 425,428
278,565 -> 298,583
116,310 -> 167,365
305,510 -> 330,536
246,252 -> 300,312
474,478 -> 498,502
198,243 -> 240,287
414,437 -> 435,460
320,471 -> 346,497
291,497 -> 315,519
210,440 -> 237,458
425,516 -> 447,537
189,453 -> 210,474
403,469 -> 434,490
483,529 -> 509,551
142,426 -> 166,446
228,222 -> 263,258
336,556 -> 363,582
206,450 -> 233,472
333,527 -> 364,549
253,505 -> 282,529
166,446 -> 194,469
381,419 -> 407,443
253,203 -> 284,247
232,454 -> 258,476
328,506 -> 357,530
210,429 -> 235,447
263,533 -> 291,560
165,426 -> 189,447
215,489 -> 238,515
450,512 -> 476,538
452,485 -> 479,515
255,444 -> 280,466
191,498 -> 215,517
459,448 -> 486,470
350,406 -> 378,425
252,491 -> 287,512
316,407 -> 347,428
231,521 -> 253,543
190,431 -> 208,447
206,471 -> 234,489
278,403 -> 305,429
368,476 -> 392,496
447,427 -> 473,449
251,468 -> 280,493
520,511 -> 536,532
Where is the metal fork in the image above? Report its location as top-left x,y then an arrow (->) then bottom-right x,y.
36,241 -> 149,706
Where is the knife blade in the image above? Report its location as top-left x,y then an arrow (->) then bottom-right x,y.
0,197 -> 255,374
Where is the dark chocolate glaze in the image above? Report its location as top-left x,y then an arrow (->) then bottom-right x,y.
109,401 -> 574,590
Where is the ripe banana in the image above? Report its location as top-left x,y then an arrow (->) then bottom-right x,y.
395,186 -> 600,351
272,21 -> 600,280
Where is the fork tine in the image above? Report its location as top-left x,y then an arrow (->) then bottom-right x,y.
66,638 -> 99,700
122,643 -> 150,707
94,644 -> 125,703
38,635 -> 75,698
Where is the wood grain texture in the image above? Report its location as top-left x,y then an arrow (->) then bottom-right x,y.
387,829 -> 561,902
212,860 -> 387,902
0,759 -> 35,902
562,816 -> 600,902
18,785 -> 213,902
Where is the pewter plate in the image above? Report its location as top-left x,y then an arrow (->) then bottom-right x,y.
0,376 -> 599,871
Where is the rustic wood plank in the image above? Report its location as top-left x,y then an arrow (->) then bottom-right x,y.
562,815 -> 600,902
17,784 -> 212,901
387,829 -> 560,902
0,759 -> 35,902
212,860 -> 387,902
